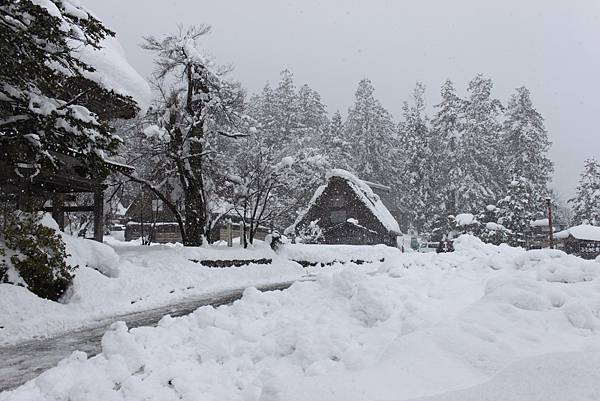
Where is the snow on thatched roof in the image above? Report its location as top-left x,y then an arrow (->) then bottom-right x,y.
555,224 -> 600,242
327,169 -> 400,233
291,169 -> 400,234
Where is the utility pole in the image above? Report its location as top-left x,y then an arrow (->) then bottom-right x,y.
546,197 -> 554,249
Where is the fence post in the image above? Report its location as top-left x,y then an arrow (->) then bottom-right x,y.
226,219 -> 232,247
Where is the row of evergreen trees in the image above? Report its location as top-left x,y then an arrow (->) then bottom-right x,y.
245,70 -> 554,239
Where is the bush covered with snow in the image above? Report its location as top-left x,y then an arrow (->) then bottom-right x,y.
0,210 -> 76,301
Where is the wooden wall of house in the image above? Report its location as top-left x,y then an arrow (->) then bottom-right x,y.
125,220 -> 270,244
125,191 -> 180,224
297,177 -> 395,246
563,236 -> 600,259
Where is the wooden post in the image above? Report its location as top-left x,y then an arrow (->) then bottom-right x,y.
546,197 -> 554,249
93,189 -> 104,242
139,189 -> 144,244
52,193 -> 65,231
226,219 -> 232,247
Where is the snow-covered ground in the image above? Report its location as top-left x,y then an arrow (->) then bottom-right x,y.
0,228 -> 304,346
2,235 -> 600,400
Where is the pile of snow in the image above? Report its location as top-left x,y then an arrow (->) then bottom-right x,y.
3,235 -> 600,400
555,224 -> 600,241
279,243 -> 401,264
181,243 -> 276,261
41,214 -> 120,277
0,230 -> 304,346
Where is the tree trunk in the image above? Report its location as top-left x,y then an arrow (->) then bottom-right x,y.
182,132 -> 208,246
179,64 -> 209,246
93,189 -> 104,243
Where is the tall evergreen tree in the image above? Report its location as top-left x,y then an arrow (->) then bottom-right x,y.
321,110 -> 353,170
569,159 -> 600,225
457,74 -> 504,211
297,84 -> 328,144
345,78 -> 397,186
0,0 -> 136,178
501,86 -> 553,201
496,177 -> 537,247
272,69 -> 300,150
430,80 -> 464,217
398,82 -> 434,231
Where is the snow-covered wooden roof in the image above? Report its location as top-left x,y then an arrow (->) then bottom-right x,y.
555,224 -> 600,242
73,36 -> 152,113
292,169 -> 400,234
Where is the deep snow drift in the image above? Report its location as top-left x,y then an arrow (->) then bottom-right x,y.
2,236 -> 600,400
0,227 -> 304,346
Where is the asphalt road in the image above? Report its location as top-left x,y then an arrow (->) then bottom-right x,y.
0,281 -> 295,392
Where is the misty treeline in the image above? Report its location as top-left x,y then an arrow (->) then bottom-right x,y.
1,0 -> 595,250
109,25 -> 558,246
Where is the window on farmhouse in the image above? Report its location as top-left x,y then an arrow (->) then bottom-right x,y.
330,210 -> 346,224
152,199 -> 164,212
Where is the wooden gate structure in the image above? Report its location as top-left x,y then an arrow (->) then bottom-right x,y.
0,151 -> 133,242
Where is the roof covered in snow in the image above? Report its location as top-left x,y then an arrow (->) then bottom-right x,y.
292,169 -> 400,235
555,224 -> 600,242
455,213 -> 476,226
328,169 -> 400,233
530,218 -> 550,227
73,36 -> 152,112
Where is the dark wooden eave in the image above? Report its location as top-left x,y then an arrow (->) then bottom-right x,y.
63,76 -> 139,120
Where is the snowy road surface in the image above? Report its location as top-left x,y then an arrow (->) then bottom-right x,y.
0,281 -> 295,392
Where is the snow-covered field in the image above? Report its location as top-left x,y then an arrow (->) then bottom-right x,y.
2,236 -> 600,400
0,228 -> 304,346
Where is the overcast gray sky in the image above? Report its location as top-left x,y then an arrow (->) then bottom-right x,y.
83,0 -> 600,199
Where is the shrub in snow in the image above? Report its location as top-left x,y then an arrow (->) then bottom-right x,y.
296,220 -> 325,244
1,209 -> 76,301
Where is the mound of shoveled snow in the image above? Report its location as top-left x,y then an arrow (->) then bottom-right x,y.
0,222 -> 304,346
2,236 -> 600,401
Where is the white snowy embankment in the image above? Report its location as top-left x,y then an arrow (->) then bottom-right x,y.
3,236 -> 600,401
0,217 -> 304,346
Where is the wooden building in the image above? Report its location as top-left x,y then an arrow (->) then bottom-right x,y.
0,46 -> 141,243
555,224 -> 600,259
0,149 -> 133,243
123,190 -> 270,244
289,169 -> 401,246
